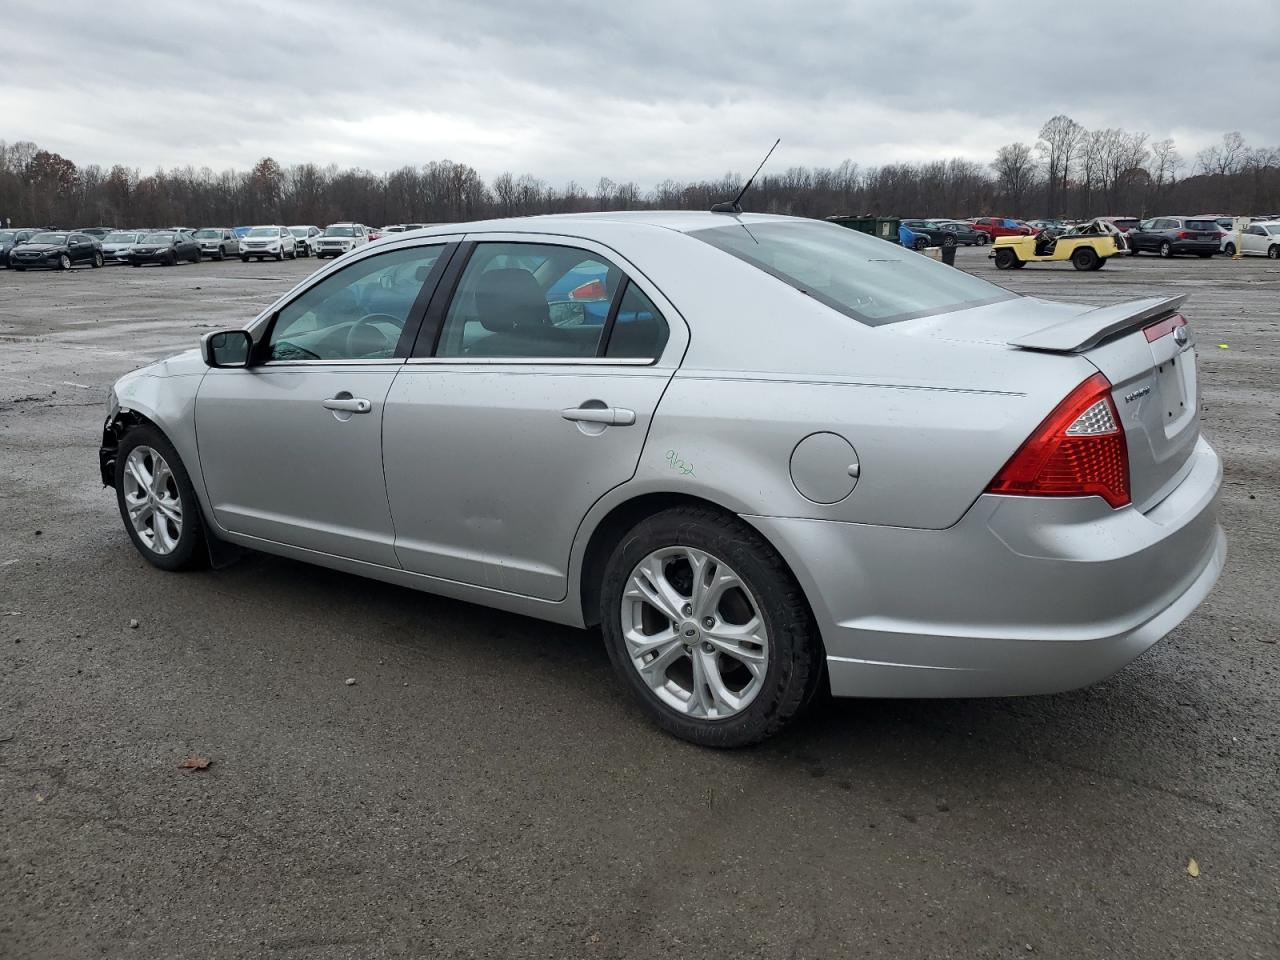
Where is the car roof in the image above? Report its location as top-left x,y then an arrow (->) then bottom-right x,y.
393,210 -> 810,244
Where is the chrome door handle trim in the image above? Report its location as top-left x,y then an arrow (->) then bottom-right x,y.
561,406 -> 636,426
322,397 -> 372,413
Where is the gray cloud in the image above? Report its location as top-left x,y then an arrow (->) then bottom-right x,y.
4,1 -> 1277,186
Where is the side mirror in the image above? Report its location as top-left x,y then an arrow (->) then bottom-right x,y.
548,301 -> 587,327
201,329 -> 253,368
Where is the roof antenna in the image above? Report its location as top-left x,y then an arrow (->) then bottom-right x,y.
710,138 -> 780,214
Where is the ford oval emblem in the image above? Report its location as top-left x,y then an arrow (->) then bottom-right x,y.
1174,326 -> 1189,346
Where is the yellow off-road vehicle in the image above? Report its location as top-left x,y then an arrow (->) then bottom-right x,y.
991,219 -> 1129,271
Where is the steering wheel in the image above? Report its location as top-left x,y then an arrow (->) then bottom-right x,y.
344,313 -> 402,357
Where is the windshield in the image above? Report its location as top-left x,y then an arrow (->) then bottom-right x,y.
0,231 -> 14,242
1266,225 -> 1280,235
142,233 -> 174,243
324,226 -> 356,237
690,219 -> 1015,326
30,233 -> 67,245
247,227 -> 279,237
194,229 -> 222,238
103,232 -> 139,242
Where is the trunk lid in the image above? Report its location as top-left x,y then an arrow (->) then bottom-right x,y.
897,294 -> 1200,512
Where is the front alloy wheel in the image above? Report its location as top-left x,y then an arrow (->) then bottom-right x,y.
121,445 -> 184,556
115,427 -> 207,571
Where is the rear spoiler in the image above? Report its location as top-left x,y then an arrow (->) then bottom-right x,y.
1009,295 -> 1187,353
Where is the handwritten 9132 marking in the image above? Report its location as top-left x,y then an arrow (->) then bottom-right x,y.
665,449 -> 696,477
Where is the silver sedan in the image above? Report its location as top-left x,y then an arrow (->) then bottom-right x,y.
100,213 -> 1225,747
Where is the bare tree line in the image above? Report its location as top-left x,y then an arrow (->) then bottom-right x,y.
2,116 -> 1277,228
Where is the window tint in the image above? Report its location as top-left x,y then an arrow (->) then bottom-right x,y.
435,243 -> 620,359
690,220 -> 1014,326
605,282 -> 669,360
267,244 -> 445,361
1185,220 -> 1217,231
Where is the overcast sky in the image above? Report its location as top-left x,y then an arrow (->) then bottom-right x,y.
5,2 -> 1278,187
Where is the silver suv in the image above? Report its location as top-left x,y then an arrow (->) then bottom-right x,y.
192,228 -> 240,261
315,223 -> 369,259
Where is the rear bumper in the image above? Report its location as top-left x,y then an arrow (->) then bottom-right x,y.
747,435 -> 1224,698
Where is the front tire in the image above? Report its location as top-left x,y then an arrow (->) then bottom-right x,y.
1223,242 -> 1236,256
241,255 -> 250,263
993,248 -> 1019,270
58,253 -> 72,270
1269,246 -> 1279,260
214,246 -> 225,261
114,425 -> 208,572
92,252 -> 103,268
599,507 -> 822,748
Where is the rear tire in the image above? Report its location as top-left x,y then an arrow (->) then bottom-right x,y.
943,234 -> 956,248
114,425 -> 208,572
1072,248 -> 1099,271
599,506 -> 822,748
913,237 -> 930,251
1159,241 -> 1173,258
993,248 -> 1019,270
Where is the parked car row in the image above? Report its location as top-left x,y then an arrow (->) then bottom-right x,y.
1,222 -> 391,269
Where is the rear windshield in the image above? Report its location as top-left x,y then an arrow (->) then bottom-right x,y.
1185,220 -> 1218,231
1112,219 -> 1138,229
689,219 -> 1015,326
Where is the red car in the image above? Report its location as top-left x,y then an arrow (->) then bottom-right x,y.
972,217 -> 1037,238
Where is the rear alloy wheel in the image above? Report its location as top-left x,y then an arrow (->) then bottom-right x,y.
1159,241 -> 1173,258
600,507 -> 822,747
1223,243 -> 1236,257
1072,248 -> 1099,271
994,248 -> 1019,270
115,426 -> 207,572
943,234 -> 956,248
58,253 -> 72,270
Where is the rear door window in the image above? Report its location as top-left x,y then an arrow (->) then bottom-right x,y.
433,243 -> 623,359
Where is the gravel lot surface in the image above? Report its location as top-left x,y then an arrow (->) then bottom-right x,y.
2,247 -> 1277,959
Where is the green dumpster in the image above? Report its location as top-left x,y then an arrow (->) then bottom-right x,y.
826,215 -> 902,243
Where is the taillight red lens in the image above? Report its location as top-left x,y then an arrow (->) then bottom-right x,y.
569,278 -> 607,300
1177,230 -> 1191,240
986,373 -> 1130,508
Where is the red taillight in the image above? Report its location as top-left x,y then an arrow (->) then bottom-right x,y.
1143,312 -> 1187,342
569,278 -> 607,300
1177,230 -> 1191,240
986,373 -> 1130,508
